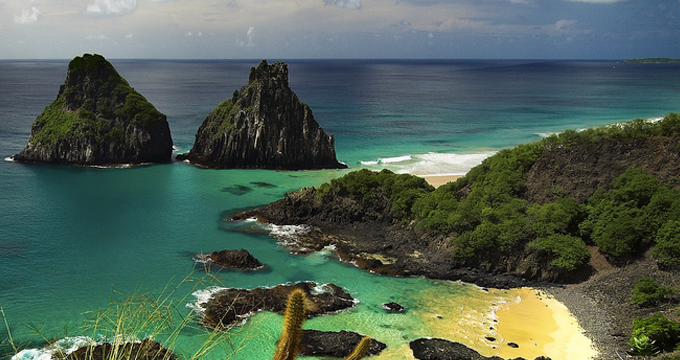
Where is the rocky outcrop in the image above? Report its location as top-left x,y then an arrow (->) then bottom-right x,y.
66,339 -> 175,360
13,54 -> 173,166
232,188 -> 527,289
197,249 -> 266,271
524,136 -> 680,204
177,60 -> 346,170
299,330 -> 386,358
409,338 -> 551,360
199,282 -> 355,330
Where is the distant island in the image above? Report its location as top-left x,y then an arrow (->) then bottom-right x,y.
13,54 -> 173,166
624,57 -> 680,63
177,60 -> 347,170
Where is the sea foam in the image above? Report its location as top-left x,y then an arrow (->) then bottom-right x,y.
361,151 -> 494,177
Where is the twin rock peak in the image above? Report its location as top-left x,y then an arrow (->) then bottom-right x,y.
14,55 -> 346,170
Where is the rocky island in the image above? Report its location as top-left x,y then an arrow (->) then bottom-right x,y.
177,60 -> 346,170
13,54 -> 173,166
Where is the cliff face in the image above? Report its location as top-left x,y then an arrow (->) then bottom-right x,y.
178,60 -> 346,170
13,54 -> 173,165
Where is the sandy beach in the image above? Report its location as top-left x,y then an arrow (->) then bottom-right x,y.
492,287 -> 597,360
422,174 -> 464,188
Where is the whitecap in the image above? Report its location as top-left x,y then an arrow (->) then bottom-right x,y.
4,156 -> 15,162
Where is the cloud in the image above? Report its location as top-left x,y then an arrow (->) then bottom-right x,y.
555,19 -> 576,31
86,34 -> 109,40
86,0 -> 138,16
324,0 -> 361,10
125,33 -> 133,39
236,26 -> 256,47
14,6 -> 42,24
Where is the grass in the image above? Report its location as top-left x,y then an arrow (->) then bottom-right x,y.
0,273 -> 252,360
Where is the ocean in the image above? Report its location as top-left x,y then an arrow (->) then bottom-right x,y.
1,59 -> 679,360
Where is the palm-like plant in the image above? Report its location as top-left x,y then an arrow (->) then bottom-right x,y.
628,335 -> 661,359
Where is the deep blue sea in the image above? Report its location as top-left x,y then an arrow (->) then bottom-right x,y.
1,59 -> 679,360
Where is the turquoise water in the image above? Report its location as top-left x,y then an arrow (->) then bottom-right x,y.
2,59 -> 680,359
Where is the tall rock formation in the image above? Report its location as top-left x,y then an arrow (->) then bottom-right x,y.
178,60 -> 346,170
13,54 -> 173,165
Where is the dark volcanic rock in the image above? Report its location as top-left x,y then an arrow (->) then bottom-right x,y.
300,330 -> 386,358
178,60 -> 346,170
66,339 -> 175,360
13,54 -> 173,166
199,249 -> 266,270
200,282 -> 355,329
382,302 -> 405,313
409,338 -> 551,360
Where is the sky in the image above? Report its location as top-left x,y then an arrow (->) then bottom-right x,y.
1,0 -> 679,59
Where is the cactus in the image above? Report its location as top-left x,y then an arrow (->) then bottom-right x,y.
273,288 -> 307,360
272,288 -> 370,360
344,336 -> 371,360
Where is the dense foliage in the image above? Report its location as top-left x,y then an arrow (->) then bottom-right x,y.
631,277 -> 677,307
316,114 -> 680,278
317,168 -> 434,220
631,313 -> 680,352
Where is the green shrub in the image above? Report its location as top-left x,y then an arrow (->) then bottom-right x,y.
528,234 -> 590,272
654,221 -> 680,269
631,313 -> 680,352
631,277 -> 677,307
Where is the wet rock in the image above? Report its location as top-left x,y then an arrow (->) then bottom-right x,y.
199,282 -> 355,330
409,338 -> 551,360
199,249 -> 266,271
300,330 -> 386,358
382,302 -> 405,313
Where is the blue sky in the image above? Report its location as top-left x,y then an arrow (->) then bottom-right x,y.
1,0 -> 679,59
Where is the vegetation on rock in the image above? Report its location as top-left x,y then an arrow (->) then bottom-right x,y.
631,277 -> 677,307
303,114 -> 680,280
14,53 -> 172,165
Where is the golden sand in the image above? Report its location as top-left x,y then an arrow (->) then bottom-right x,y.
492,287 -> 597,360
421,174 -> 464,188
410,286 -> 596,360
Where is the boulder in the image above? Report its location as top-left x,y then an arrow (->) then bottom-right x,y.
178,60 -> 346,170
409,338 -> 551,360
382,302 -> 405,313
198,249 -> 266,271
200,282 -> 355,330
299,330 -> 386,358
13,53 -> 173,165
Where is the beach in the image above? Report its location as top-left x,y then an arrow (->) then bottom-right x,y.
422,174 -> 464,188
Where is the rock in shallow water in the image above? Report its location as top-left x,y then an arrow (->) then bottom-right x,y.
299,330 -> 386,358
409,338 -> 551,360
198,249 -> 266,271
200,282 -> 355,330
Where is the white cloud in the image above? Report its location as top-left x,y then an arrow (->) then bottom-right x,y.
86,34 -> 109,40
324,0 -> 361,10
556,19 -> 576,31
236,26 -> 256,47
125,33 -> 133,39
86,0 -> 138,16
14,6 -> 42,24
